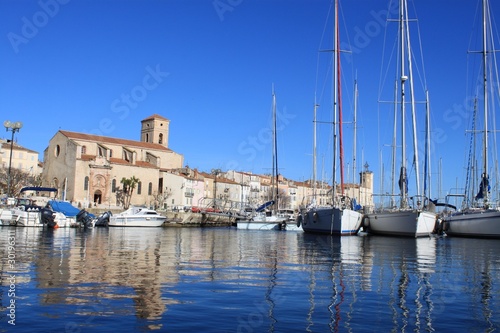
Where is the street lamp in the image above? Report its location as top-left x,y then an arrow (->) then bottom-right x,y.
211,168 -> 221,209
4,120 -> 23,197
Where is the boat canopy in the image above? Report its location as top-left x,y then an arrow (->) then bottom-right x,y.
20,186 -> 58,193
256,200 -> 275,212
48,200 -> 81,217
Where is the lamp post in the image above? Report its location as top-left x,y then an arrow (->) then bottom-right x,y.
4,120 -> 23,197
211,168 -> 221,209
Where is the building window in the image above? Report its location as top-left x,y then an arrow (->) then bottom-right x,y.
109,149 -> 113,158
145,133 -> 149,142
84,176 -> 89,191
98,146 -> 106,157
158,133 -> 163,144
55,145 -> 60,157
148,182 -> 153,195
112,179 -> 116,193
137,182 -> 142,195
81,145 -> 87,154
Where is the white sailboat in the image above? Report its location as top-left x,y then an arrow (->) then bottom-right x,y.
237,88 -> 289,231
363,0 -> 436,237
442,0 -> 500,238
299,0 -> 363,236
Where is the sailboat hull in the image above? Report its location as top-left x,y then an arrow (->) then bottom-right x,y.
443,210 -> 500,238
301,207 -> 363,235
364,210 -> 436,237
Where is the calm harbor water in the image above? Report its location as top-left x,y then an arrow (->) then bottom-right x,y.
0,226 -> 499,332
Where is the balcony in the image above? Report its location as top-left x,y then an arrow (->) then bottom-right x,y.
185,192 -> 194,198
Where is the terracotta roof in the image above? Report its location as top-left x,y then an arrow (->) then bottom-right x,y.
80,154 -> 95,161
1,141 -> 38,154
59,130 -> 172,152
109,157 -> 130,165
141,114 -> 169,122
135,160 -> 157,169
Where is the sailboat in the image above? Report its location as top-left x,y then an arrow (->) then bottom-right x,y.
442,0 -> 500,238
237,88 -> 289,231
363,0 -> 436,237
299,0 -> 363,236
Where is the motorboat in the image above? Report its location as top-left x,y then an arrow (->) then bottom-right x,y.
108,206 -> 166,227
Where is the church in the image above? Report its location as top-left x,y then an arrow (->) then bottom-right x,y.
41,114 -> 183,208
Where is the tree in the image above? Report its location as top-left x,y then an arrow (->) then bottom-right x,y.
120,176 -> 139,209
0,168 -> 41,197
152,187 -> 172,210
264,187 -> 290,210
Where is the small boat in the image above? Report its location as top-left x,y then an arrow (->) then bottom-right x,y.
9,187 -> 67,228
108,206 -> 166,227
236,89 -> 297,231
236,211 -> 288,231
0,208 -> 12,225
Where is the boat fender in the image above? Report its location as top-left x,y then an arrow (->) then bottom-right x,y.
313,212 -> 318,223
442,220 -> 449,232
433,218 -> 442,234
296,214 -> 302,227
362,216 -> 370,228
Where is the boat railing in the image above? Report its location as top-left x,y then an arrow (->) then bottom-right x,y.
370,193 -> 433,212
370,193 -> 402,212
443,193 -> 466,215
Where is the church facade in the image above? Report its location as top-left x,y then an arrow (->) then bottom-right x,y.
41,114 -> 183,208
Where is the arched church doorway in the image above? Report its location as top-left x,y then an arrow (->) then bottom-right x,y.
93,190 -> 102,205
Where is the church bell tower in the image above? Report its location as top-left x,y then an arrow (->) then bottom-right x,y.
140,114 -> 170,148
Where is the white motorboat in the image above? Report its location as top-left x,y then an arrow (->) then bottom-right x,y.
0,208 -> 13,225
108,206 -> 166,227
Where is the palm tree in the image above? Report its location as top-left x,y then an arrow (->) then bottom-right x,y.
120,176 -> 139,209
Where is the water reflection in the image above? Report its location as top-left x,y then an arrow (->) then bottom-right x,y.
363,236 -> 437,332
2,228 -> 500,332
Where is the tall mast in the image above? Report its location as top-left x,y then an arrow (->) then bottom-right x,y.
337,0 -> 345,196
399,0 -> 408,208
482,0 -> 489,204
353,78 -> 358,184
391,79 -> 397,206
424,90 -> 431,200
405,0 -> 420,199
272,87 -> 279,212
313,102 -> 319,203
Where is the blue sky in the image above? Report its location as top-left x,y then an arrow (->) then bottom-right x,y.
0,0 -> 497,202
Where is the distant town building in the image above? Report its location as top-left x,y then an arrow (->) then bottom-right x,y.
25,113 -> 373,212
0,139 -> 41,176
